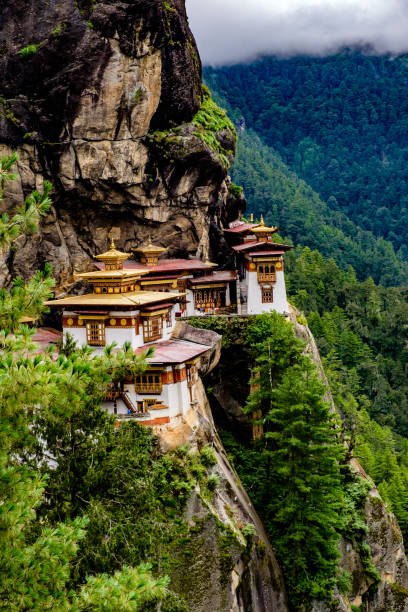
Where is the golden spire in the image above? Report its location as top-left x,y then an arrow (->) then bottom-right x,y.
131,236 -> 168,266
250,214 -> 278,239
94,239 -> 130,270
250,213 -> 254,222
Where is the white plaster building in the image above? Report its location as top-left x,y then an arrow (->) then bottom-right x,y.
224,216 -> 291,315
46,239 -> 218,431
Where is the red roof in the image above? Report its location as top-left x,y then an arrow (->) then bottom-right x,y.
248,250 -> 285,257
136,339 -> 210,364
224,223 -> 257,234
233,241 -> 292,253
232,241 -> 266,252
93,258 -> 213,274
190,270 -> 237,285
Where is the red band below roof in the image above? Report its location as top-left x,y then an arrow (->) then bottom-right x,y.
248,250 -> 285,257
140,302 -> 173,312
73,310 -> 110,315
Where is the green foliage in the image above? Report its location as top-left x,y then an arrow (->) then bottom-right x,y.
192,86 -> 236,169
0,156 -> 190,609
242,523 -> 256,538
206,473 -> 220,491
228,182 -> 243,199
244,312 -> 304,417
263,359 -> 344,605
285,245 -> 408,541
287,246 -> 408,437
74,564 -> 169,611
199,444 -> 217,467
205,54 -> 408,259
188,315 -> 248,348
147,87 -> 235,170
0,155 -> 52,251
205,69 -> 408,285
336,569 -> 352,595
0,453 -> 86,610
19,44 -> 38,57
205,314 -> 345,607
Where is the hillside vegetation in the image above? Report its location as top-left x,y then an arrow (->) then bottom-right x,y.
205,54 -> 408,254
205,54 -> 408,285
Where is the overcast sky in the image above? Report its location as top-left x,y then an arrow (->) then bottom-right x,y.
186,0 -> 408,65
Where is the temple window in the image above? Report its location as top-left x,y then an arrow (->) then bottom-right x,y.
135,372 -> 162,394
86,320 -> 106,346
261,285 -> 274,303
144,398 -> 158,411
142,315 -> 163,342
257,264 -> 276,282
193,288 -> 225,311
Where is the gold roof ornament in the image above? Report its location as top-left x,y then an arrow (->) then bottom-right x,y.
94,238 -> 130,269
250,214 -> 278,236
132,236 -> 168,265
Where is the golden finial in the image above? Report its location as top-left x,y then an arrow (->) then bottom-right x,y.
259,214 -> 264,227
250,213 -> 254,222
147,235 -> 152,246
109,237 -> 115,250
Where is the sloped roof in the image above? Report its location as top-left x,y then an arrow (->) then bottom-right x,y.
136,339 -> 210,364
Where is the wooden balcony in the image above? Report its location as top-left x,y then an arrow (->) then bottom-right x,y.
135,382 -> 162,394
257,273 -> 276,283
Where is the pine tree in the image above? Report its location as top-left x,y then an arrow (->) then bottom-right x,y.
264,360 -> 344,607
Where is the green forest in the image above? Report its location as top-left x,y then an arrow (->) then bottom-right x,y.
205,53 -> 408,255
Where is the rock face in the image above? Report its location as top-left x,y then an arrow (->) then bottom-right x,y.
0,0 -> 243,289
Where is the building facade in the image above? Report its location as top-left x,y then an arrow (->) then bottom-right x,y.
45,216 -> 292,430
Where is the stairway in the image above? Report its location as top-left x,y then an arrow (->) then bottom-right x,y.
237,279 -> 248,315
119,390 -> 138,414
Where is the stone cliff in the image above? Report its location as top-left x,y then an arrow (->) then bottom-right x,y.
0,0 -> 243,289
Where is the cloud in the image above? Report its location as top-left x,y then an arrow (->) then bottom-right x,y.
186,0 -> 408,65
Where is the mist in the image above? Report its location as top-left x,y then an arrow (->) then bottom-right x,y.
186,0 -> 408,65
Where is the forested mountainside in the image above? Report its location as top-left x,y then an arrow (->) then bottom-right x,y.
205,54 -> 408,252
223,128 -> 408,286
285,247 -> 408,535
205,53 -> 408,284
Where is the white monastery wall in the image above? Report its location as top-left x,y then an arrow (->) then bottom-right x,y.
246,270 -> 288,315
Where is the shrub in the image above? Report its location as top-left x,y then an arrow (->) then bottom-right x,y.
200,444 -> 217,467
207,473 -> 220,491
19,44 -> 38,57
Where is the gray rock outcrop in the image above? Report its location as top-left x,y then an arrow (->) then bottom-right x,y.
0,0 -> 244,290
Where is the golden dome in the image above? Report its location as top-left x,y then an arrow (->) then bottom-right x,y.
94,238 -> 130,269
250,215 -> 278,235
131,236 -> 168,266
